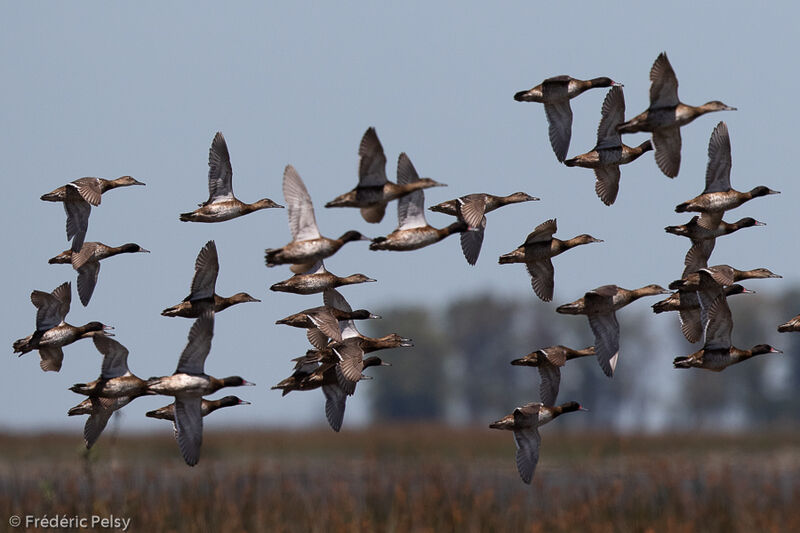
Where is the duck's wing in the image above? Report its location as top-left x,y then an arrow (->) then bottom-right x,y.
585,288 -> 619,377
323,288 -> 360,339
649,52 -> 679,108
395,153 -> 428,230
93,335 -> 130,379
543,101 -> 572,162
206,132 -> 235,203
526,258 -> 555,302
322,383 -> 347,432
524,219 -> 557,245
595,86 -> 624,150
510,406 -> 541,485
684,239 -> 716,275
308,311 -> 343,342
594,165 -> 621,206
76,260 -> 101,307
32,282 -> 71,330
333,342 -> 365,395
696,211 -> 724,231
358,127 -> 389,187
283,165 -> 321,241
456,196 -> 487,229
71,177 -> 103,206
459,223 -> 485,266
537,360 -> 561,406
323,288 -> 352,312
71,242 -> 99,270
175,312 -> 214,375
306,328 -> 330,350
188,240 -> 219,301
38,346 -> 64,372
83,397 -> 118,449
64,186 -> 91,253
701,294 -> 733,351
703,121 -> 732,193
652,126 -> 681,178
359,204 -> 386,224
174,396 -> 203,466
679,308 -> 704,344
704,265 -> 736,287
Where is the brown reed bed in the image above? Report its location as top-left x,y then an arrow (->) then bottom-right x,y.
0,426 -> 799,532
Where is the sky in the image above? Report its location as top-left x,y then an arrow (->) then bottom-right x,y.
1,3 -> 798,433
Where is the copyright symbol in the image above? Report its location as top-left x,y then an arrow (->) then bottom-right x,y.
8,515 -> 20,527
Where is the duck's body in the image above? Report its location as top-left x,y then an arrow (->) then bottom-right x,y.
161,292 -> 260,318
511,346 -> 595,405
514,75 -> 621,162
499,219 -> 602,301
556,284 -> 671,315
429,192 -> 538,218
273,356 -> 389,431
369,153 -> 464,252
617,53 -> 735,178
674,344 -> 781,371
297,288 -> 412,352
266,231 -> 368,268
490,401 -> 585,484
653,284 -> 750,343
146,313 -> 254,466
180,132 -> 283,223
428,192 -> 539,264
13,282 -> 112,372
49,242 -> 150,306
42,176 -> 145,253
675,187 -> 779,218
163,240 -> 260,318
269,261 -> 376,295
665,215 -> 764,275
70,336 -> 152,398
370,222 -> 466,252
146,396 -> 250,421
181,198 -> 282,223
276,306 -> 380,340
266,165 -> 367,269
67,396 -> 133,449
563,86 -> 652,205
40,176 -> 144,203
325,128 -> 446,223
669,265 -> 781,292
557,285 -> 668,377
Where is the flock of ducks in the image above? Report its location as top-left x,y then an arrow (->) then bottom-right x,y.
10,51 -> 798,480
492,51 -> 792,485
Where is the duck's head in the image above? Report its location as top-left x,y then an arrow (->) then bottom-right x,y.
363,356 -> 391,369
338,230 -> 370,243
222,376 -> 256,387
254,198 -> 285,209
231,292 -> 261,303
751,344 -> 782,356
749,185 -> 780,198
736,217 -> 766,228
219,395 -> 252,407
120,243 -> 150,254
702,100 -> 737,112
116,176 -> 146,186
418,177 -> 447,189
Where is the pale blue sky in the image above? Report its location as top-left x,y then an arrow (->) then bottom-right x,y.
1,3 -> 797,432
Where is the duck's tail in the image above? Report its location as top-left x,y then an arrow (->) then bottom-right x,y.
179,212 -> 195,222
673,356 -> 692,369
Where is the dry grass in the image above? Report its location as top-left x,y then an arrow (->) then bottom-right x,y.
1,426 -> 799,532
